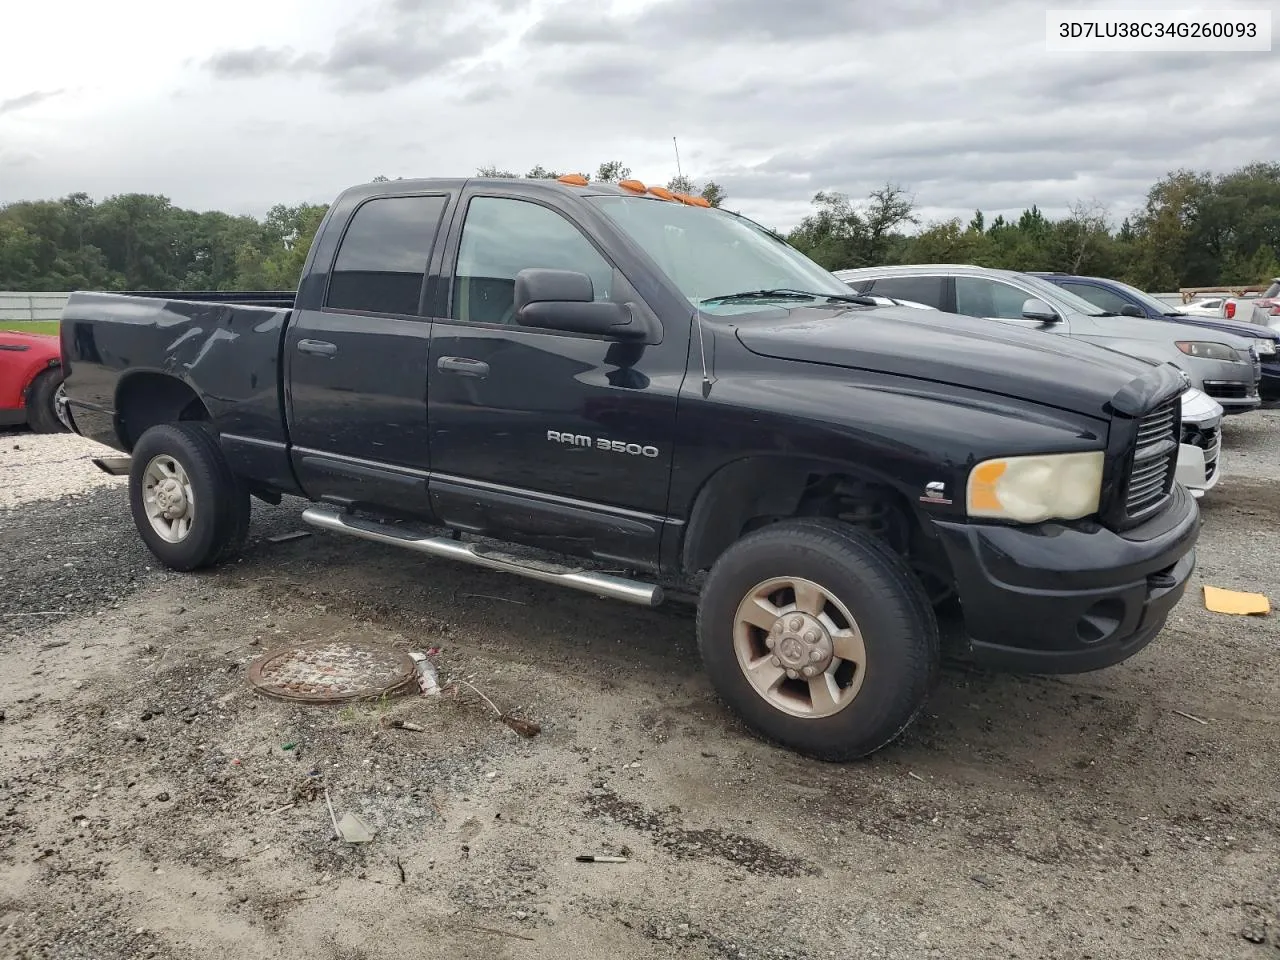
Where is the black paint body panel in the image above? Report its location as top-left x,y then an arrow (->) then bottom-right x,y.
58,177 -> 1200,675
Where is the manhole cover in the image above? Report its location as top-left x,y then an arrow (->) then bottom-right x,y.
246,640 -> 417,703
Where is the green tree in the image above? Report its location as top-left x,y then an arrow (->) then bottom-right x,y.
788,184 -> 916,270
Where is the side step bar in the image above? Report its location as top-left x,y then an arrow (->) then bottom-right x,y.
301,506 -> 664,608
92,456 -> 132,476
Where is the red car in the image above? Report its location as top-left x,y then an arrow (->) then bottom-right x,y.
0,330 -> 66,433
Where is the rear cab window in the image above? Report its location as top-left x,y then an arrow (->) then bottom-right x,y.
326,195 -> 448,316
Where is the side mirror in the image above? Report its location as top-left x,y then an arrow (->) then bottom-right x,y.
1021,298 -> 1059,323
1119,304 -> 1144,318
513,268 -> 644,339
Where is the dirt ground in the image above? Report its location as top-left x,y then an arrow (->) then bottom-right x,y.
1,413 -> 1278,960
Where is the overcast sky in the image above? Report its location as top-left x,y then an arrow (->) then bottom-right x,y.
1,0 -> 1276,231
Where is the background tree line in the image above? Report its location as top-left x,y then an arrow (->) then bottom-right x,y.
1,161 -> 1276,294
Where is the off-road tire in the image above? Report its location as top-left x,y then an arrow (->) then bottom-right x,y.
128,423 -> 251,571
697,518 -> 939,760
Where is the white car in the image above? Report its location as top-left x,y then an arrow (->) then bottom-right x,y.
1180,296 -> 1271,328
1176,387 -> 1223,498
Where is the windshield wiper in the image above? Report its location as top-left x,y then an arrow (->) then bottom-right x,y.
699,288 -> 876,305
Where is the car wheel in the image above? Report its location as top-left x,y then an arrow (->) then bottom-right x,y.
697,518 -> 939,760
25,368 -> 67,434
128,423 -> 251,571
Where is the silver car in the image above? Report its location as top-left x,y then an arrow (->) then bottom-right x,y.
835,264 -> 1262,415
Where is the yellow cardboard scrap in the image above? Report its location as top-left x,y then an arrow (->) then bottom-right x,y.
1203,585 -> 1270,616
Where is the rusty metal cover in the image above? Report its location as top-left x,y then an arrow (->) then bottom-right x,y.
246,640 -> 417,703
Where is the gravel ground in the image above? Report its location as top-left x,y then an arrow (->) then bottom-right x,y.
0,432 -> 125,509
1,412 -> 1278,960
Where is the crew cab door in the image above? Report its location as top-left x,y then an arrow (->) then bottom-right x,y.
425,189 -> 685,571
284,192 -> 453,513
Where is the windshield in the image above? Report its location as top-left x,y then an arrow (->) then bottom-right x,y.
1263,281 -> 1280,298
1106,278 -> 1185,316
1017,273 -> 1108,316
588,196 -> 852,311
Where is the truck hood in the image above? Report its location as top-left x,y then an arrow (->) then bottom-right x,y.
731,304 -> 1179,419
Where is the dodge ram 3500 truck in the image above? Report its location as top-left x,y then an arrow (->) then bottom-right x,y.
58,176 -> 1200,759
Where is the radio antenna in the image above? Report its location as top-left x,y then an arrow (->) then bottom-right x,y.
673,137 -> 684,180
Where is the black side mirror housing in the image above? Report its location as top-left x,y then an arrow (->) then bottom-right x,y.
514,269 -> 645,339
1119,304 -> 1145,317
1021,298 -> 1059,323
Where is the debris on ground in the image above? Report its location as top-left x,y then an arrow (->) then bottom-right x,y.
408,650 -> 441,695
1203,585 -> 1270,615
1173,709 -> 1210,725
335,812 -> 376,843
576,854 -> 628,863
454,678 -> 541,738
267,531 -> 313,544
383,718 -> 426,733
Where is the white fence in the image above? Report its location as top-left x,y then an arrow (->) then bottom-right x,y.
0,292 -> 71,324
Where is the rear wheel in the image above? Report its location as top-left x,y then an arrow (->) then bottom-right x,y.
697,519 -> 939,760
128,423 -> 251,571
25,368 -> 67,434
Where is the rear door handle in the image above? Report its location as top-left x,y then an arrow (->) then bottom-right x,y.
437,356 -> 489,378
297,339 -> 338,357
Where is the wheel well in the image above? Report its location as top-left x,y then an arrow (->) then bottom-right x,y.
681,458 -> 956,605
115,374 -> 211,450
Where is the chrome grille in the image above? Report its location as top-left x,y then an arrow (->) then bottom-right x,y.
1126,399 -> 1178,516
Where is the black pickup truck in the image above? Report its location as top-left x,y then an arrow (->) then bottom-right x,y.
58,176 -> 1200,759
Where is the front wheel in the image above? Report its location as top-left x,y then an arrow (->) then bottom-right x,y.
697,519 -> 939,760
128,423 -> 251,571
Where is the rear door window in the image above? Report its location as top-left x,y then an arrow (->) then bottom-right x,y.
326,195 -> 448,316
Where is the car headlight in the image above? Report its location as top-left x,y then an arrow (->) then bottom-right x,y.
1254,338 -> 1277,357
1175,341 -> 1242,362
967,451 -> 1104,523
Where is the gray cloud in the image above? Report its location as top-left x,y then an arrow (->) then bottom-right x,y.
527,0 -> 1012,46
204,0 -> 498,92
0,89 -> 66,116
6,0 -> 1279,237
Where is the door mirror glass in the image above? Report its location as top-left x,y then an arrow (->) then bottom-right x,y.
1021,298 -> 1059,323
1119,303 -> 1145,318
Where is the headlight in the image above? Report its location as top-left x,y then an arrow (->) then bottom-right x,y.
967,451 -> 1104,523
1255,338 -> 1277,357
1175,341 -> 1242,362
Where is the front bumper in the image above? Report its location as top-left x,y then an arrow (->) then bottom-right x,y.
1260,361 -> 1280,403
1190,356 -> 1261,412
935,484 -> 1200,674
1175,444 -> 1220,497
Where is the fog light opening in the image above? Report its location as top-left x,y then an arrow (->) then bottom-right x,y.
1076,598 -> 1125,645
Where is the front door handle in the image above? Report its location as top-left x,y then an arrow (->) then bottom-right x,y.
437,356 -> 490,378
297,339 -> 338,357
